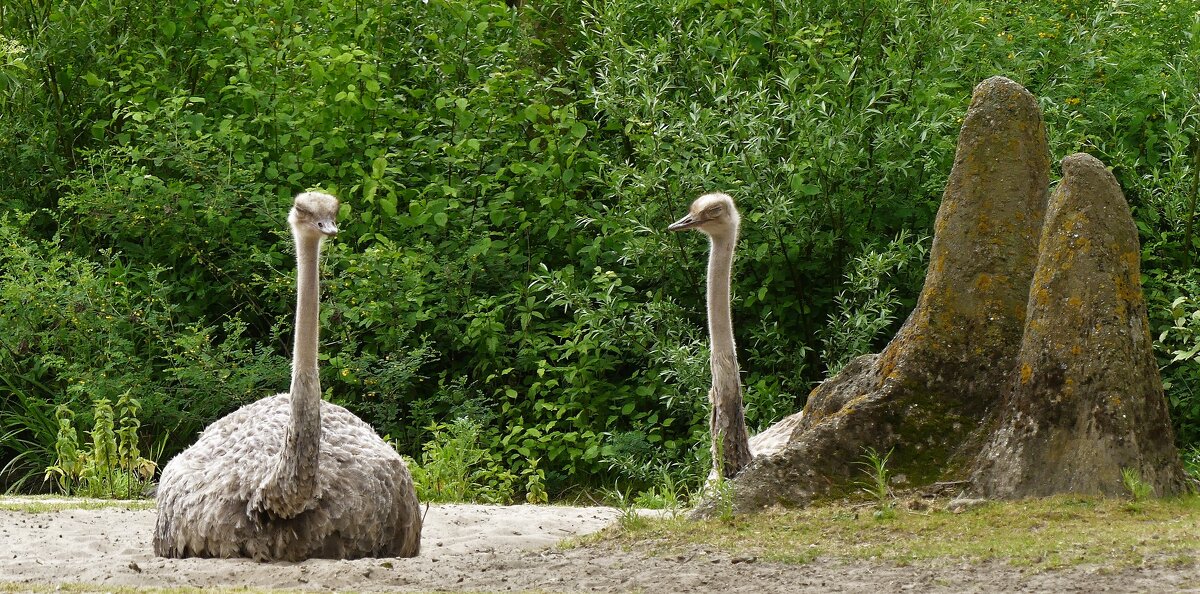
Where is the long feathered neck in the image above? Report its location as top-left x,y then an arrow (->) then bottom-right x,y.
290,231 -> 323,383
706,228 -> 738,371
704,221 -> 752,479
257,229 -> 323,518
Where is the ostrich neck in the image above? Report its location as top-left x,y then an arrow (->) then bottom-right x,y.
291,233 -> 322,381
707,232 -> 737,365
260,231 -> 323,518
706,228 -> 751,479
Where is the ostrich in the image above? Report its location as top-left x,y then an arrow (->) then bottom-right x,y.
154,191 -> 421,561
669,192 -> 753,480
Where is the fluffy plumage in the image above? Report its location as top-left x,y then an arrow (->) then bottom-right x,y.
154,191 -> 421,560
153,395 -> 421,559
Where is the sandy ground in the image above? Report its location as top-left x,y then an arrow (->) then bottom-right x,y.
1,499 -> 1199,593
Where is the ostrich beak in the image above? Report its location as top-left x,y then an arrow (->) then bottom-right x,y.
668,213 -> 701,231
317,220 -> 339,237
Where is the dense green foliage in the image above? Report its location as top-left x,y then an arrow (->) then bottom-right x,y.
2,0 -> 1197,499
44,392 -> 158,498
408,416 -> 549,504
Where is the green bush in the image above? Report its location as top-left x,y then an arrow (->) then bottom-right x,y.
1157,290 -> 1200,445
1,0 -> 1197,497
407,416 -> 546,504
46,392 -> 157,498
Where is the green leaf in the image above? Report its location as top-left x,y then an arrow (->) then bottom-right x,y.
371,156 -> 388,179
1173,345 -> 1200,363
467,237 -> 492,257
380,197 -> 397,218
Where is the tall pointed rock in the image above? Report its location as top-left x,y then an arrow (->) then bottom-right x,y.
712,77 -> 1051,513
969,153 -> 1187,497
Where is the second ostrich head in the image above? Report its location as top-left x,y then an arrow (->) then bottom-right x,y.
667,192 -> 740,239
290,191 -> 341,240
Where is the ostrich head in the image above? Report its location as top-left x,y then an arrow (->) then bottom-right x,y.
667,192 -> 739,238
290,191 -> 341,239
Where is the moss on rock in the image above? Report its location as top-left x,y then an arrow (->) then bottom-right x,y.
968,153 -> 1188,498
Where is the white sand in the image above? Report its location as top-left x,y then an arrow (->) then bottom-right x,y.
0,499 -> 623,592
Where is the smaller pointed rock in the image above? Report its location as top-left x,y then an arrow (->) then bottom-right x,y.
970,153 -> 1187,498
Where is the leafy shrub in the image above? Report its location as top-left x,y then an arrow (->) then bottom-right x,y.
1157,291 -> 1200,445
1181,445 -> 1200,481
0,212 -> 278,462
2,0 -> 1198,496
0,392 -> 60,494
821,230 -> 929,375
45,392 -> 157,498
407,416 -> 546,504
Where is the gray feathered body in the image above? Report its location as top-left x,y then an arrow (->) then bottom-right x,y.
153,392 -> 421,560
155,192 -> 421,561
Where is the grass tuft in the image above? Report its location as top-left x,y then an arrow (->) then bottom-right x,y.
0,496 -> 154,513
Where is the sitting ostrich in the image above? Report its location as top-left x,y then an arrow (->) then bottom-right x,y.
154,192 -> 421,561
669,192 -> 753,479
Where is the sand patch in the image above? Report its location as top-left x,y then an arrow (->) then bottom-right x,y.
0,500 -> 621,591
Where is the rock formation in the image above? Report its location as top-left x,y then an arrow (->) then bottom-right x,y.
703,76 -> 1051,514
969,153 -> 1188,497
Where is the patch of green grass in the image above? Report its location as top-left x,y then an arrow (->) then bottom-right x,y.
1121,467 -> 1154,504
0,496 -> 154,513
593,495 -> 1200,571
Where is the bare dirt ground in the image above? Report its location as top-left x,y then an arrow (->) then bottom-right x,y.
0,500 -> 1198,593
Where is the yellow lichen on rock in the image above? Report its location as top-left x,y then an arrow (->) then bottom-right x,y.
969,153 -> 1186,499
